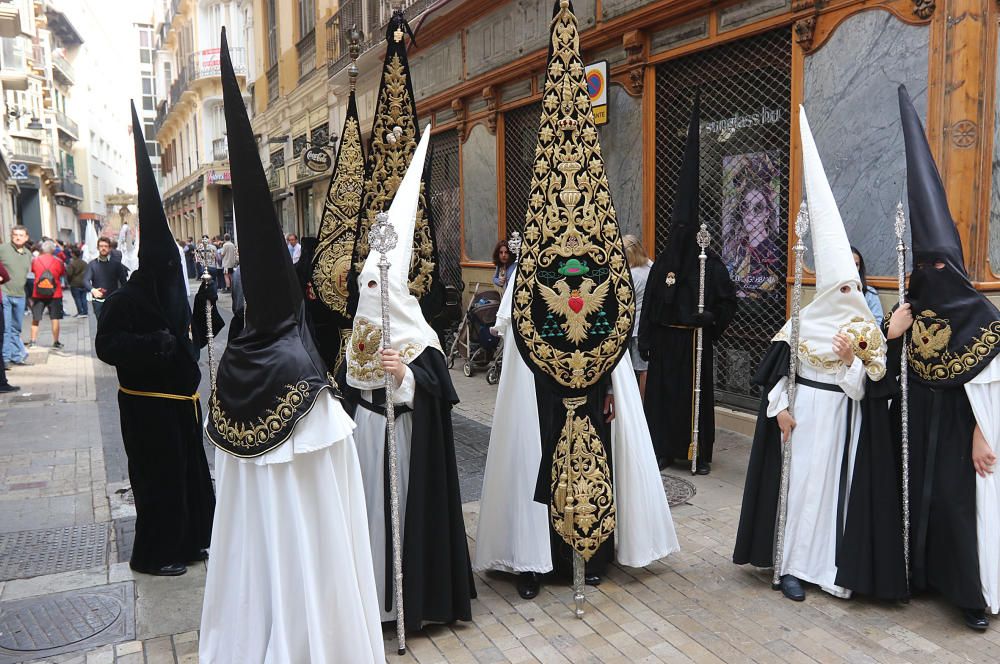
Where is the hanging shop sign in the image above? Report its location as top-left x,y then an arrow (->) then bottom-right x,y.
585,61 -> 609,126
303,146 -> 332,173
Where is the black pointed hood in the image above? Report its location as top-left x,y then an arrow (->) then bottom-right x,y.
130,102 -> 191,339
206,28 -> 332,458
349,8 -> 443,321
898,84 -> 1000,387
648,92 -> 701,308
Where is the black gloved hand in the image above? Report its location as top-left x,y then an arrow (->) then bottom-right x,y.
692,310 -> 715,328
197,279 -> 218,304
151,329 -> 176,357
639,346 -> 651,362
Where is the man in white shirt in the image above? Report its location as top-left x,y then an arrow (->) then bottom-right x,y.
286,233 -> 301,264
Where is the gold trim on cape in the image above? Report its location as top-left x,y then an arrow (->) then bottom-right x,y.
208,381 -> 313,455
908,310 -> 1000,381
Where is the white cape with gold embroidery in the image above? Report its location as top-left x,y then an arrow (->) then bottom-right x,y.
474,272 -> 679,573
199,391 -> 384,663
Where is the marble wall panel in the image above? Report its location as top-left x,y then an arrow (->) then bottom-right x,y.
462,123 -> 499,262
465,0 -> 596,79
803,9 -> 929,277
597,86 -> 643,240
409,34 -> 464,102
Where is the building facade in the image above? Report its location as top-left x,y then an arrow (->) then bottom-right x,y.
154,0 -> 250,241
310,0 -> 1000,410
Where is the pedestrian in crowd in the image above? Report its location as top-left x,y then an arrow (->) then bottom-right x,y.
890,85 -> 1000,631
286,232 -> 301,263
200,39 -> 382,661
24,239 -> 37,309
66,247 -> 89,318
96,105 -> 216,578
638,96 -> 737,475
183,236 -> 197,276
733,108 -> 907,604
109,239 -> 122,263
211,237 -> 225,291
623,234 -> 653,398
851,246 -> 884,327
220,233 -> 237,292
491,239 -> 514,290
84,237 -> 130,320
0,225 -> 31,367
28,240 -> 65,350
0,261 -> 18,391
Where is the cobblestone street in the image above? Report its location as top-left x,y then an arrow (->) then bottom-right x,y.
0,293 -> 997,664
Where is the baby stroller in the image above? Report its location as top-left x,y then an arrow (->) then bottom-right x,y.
448,289 -> 504,383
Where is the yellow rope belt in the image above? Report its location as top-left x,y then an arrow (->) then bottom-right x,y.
118,386 -> 201,422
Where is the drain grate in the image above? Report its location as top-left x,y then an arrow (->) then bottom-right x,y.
0,582 -> 134,663
0,524 -> 109,581
663,474 -> 697,507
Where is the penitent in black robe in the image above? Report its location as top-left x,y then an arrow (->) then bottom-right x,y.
95,278 -> 215,572
639,254 -> 737,464
903,369 -> 985,610
340,348 -> 476,630
732,340 -> 908,600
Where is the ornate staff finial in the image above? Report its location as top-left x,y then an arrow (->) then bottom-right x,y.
347,25 -> 362,92
369,211 -> 398,255
508,230 -> 522,262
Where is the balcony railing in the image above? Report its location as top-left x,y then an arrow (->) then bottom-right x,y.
297,31 -> 315,82
12,136 -> 42,164
55,170 -> 83,200
326,0 -> 435,76
169,65 -> 189,107
212,137 -> 228,161
51,50 -> 73,84
189,47 -> 246,81
54,109 -> 78,139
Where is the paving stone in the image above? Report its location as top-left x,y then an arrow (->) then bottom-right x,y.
0,524 -> 109,581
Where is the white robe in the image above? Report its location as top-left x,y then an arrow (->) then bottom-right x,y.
199,391 -> 384,664
474,280 -> 679,573
965,357 -> 1000,614
352,369 -> 416,622
767,357 -> 866,598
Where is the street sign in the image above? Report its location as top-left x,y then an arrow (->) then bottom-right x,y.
304,146 -> 332,173
585,61 -> 608,126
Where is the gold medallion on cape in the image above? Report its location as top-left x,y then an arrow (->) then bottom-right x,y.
511,0 -> 633,560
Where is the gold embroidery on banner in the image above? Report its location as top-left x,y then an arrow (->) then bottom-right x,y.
353,53 -> 436,300
209,381 -> 310,451
510,5 -> 634,391
840,317 -> 887,381
908,312 -> 1000,381
313,116 -> 365,316
550,396 -> 615,561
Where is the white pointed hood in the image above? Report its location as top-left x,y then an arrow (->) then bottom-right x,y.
346,129 -> 441,390
775,107 -> 884,377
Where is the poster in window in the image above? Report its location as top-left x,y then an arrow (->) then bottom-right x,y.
720,151 -> 783,303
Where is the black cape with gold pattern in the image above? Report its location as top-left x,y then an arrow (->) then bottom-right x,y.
206,29 -> 331,458
898,85 -> 1000,388
512,0 -> 634,563
311,89 -> 365,374
349,10 -> 444,321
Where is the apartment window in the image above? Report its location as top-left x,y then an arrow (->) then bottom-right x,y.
298,0 -> 315,38
270,148 -> 284,168
163,61 -> 172,86
142,74 -> 155,110
266,0 -> 278,67
292,133 -> 307,158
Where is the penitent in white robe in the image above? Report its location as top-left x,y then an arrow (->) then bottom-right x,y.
352,369 -> 416,623
767,357 -> 866,598
199,391 -> 384,664
966,357 -> 1000,614
474,278 -> 679,573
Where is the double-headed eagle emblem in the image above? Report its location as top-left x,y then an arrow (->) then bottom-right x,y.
539,277 -> 610,344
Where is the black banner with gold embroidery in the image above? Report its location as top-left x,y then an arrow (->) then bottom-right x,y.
349,10 -> 443,321
312,89 -> 365,375
512,1 -> 634,561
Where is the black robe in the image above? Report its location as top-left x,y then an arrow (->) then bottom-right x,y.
95,280 -> 215,571
732,341 -> 908,600
532,375 -> 615,577
340,349 -> 475,630
640,255 -> 737,463
904,370 -> 985,610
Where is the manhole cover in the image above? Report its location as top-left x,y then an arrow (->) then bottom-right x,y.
663,474 -> 697,507
0,524 -> 109,581
0,582 -> 134,663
